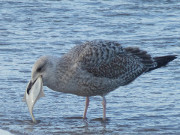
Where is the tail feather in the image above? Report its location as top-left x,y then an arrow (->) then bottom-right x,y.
146,55 -> 177,72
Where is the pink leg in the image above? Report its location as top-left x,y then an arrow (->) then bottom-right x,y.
102,96 -> 106,121
83,97 -> 89,119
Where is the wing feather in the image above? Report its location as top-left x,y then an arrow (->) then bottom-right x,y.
68,40 -> 156,84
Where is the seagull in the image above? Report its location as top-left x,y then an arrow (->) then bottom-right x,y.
24,40 -> 177,122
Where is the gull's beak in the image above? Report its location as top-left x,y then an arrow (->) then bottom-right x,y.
23,76 -> 45,123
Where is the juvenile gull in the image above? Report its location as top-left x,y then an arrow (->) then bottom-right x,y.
24,40 -> 177,121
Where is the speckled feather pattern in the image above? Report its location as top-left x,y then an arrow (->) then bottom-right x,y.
52,40 -> 157,96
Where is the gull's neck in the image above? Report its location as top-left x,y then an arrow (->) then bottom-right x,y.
44,55 -> 75,93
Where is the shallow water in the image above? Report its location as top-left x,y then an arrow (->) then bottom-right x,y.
0,0 -> 180,134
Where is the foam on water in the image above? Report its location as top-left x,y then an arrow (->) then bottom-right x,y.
0,129 -> 14,135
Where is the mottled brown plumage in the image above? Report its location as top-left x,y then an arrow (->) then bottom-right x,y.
65,40 -> 157,86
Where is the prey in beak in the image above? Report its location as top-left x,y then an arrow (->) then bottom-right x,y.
23,56 -> 49,122
23,76 -> 45,123
23,56 -> 53,122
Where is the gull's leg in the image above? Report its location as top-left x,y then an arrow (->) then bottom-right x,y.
102,96 -> 106,121
83,97 -> 89,119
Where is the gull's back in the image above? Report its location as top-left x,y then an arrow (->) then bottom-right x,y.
56,40 -> 160,96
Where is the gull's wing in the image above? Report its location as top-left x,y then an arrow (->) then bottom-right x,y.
70,40 -> 156,85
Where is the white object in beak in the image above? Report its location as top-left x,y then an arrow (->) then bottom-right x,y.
23,76 -> 45,123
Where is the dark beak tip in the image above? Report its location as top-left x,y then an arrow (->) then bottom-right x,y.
27,81 -> 33,95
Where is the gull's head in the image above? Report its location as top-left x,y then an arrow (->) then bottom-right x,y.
31,56 -> 53,85
23,56 -> 55,123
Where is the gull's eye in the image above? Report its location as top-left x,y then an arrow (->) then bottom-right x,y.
37,67 -> 42,72
36,61 -> 47,73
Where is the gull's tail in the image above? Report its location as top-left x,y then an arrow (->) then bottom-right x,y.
147,55 -> 177,72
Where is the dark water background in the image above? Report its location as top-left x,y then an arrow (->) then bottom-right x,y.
0,0 -> 180,134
